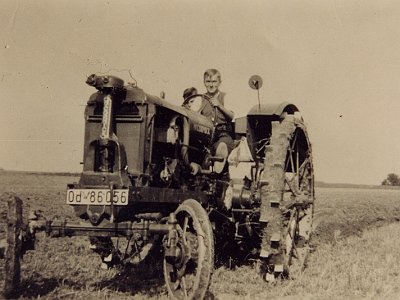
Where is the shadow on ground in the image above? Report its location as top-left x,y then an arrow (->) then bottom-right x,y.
97,264 -> 166,297
97,243 -> 167,297
14,265 -> 166,299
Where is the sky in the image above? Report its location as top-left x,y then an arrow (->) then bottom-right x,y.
1,0 -> 400,185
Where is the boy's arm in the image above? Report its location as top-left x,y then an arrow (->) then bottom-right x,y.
210,97 -> 235,121
217,103 -> 235,121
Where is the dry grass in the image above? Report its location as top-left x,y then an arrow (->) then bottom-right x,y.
291,222 -> 400,299
212,223 -> 400,300
1,171 -> 400,299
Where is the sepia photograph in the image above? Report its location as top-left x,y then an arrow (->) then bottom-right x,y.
1,1 -> 400,299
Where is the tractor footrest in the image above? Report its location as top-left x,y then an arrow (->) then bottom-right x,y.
270,233 -> 280,243
259,249 -> 269,258
0,239 -> 6,259
270,199 -> 280,207
274,264 -> 284,273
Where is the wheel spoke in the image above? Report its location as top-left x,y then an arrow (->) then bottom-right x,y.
298,159 -> 310,184
183,215 -> 189,239
181,276 -> 188,299
286,144 -> 295,174
285,176 -> 299,197
297,158 -> 309,178
286,131 -> 298,172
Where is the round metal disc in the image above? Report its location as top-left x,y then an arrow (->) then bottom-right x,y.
248,75 -> 263,90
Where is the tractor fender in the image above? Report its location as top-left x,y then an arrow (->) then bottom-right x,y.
247,102 -> 299,118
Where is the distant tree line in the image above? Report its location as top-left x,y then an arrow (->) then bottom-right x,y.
382,173 -> 400,186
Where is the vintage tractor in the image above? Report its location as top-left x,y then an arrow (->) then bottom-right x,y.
1,73 -> 314,299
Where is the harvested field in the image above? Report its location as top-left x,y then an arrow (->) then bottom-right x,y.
0,171 -> 399,299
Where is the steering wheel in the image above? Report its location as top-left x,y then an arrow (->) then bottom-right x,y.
182,94 -> 212,113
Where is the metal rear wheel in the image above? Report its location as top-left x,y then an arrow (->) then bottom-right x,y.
163,199 -> 214,300
259,114 -> 314,280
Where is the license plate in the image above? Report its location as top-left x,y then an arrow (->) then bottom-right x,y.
66,189 -> 129,206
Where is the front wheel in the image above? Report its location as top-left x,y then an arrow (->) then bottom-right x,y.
163,199 -> 214,300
